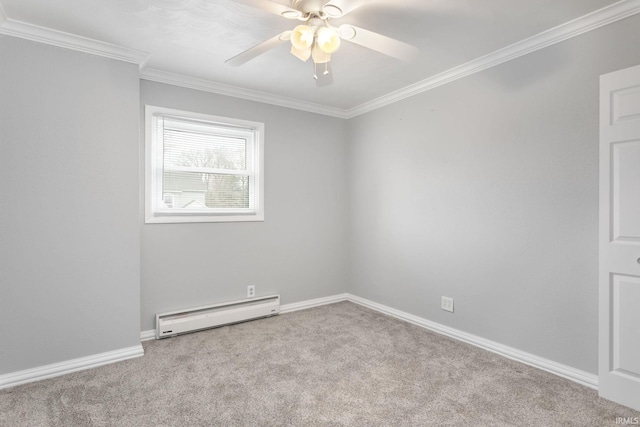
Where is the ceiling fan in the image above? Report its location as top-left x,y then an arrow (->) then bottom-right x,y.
225,0 -> 419,86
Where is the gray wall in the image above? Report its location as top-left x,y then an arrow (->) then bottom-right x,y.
140,81 -> 349,331
0,37 -> 141,374
347,14 -> 640,375
2,12 -> 638,379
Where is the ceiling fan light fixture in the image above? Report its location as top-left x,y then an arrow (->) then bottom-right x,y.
291,25 -> 314,50
316,27 -> 341,54
311,44 -> 331,64
291,45 -> 312,62
224,0 -> 419,86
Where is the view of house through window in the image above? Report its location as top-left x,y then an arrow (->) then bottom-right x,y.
145,106 -> 264,223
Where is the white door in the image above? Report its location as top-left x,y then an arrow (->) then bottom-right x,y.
599,63 -> 640,411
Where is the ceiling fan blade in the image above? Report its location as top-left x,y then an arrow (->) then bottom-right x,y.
322,0 -> 367,18
231,0 -> 303,19
225,31 -> 292,66
339,24 -> 419,62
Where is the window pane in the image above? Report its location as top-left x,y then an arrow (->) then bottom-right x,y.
163,129 -> 247,171
146,105 -> 263,223
163,170 -> 250,209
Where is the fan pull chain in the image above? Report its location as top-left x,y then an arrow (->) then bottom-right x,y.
313,61 -> 318,80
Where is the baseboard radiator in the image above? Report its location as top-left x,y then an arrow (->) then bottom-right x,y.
156,295 -> 280,339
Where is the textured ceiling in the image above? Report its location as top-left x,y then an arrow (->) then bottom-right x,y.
0,0 -> 624,110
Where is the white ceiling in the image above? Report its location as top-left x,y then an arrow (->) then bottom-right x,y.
0,0 -> 628,112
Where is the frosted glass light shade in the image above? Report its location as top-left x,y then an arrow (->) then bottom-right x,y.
316,27 -> 340,54
291,25 -> 314,50
291,45 -> 312,62
312,44 -> 331,64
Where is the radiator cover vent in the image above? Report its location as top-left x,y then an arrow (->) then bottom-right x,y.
156,295 -> 280,339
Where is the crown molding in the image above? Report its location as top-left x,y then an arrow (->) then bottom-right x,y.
344,0 -> 640,118
140,68 -> 349,119
0,2 -> 149,66
1,0 -> 639,117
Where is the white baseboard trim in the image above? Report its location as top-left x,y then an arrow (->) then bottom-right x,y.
140,329 -> 156,341
346,294 -> 599,390
280,293 -> 349,314
3,293 -> 596,391
0,344 -> 144,390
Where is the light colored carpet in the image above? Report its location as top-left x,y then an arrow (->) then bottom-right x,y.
1,301 -> 638,426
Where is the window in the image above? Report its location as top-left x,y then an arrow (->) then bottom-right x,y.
145,105 -> 264,223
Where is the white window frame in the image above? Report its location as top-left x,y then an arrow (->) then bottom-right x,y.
145,105 -> 264,224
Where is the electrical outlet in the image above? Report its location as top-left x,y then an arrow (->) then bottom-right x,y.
441,296 -> 454,313
247,285 -> 255,298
